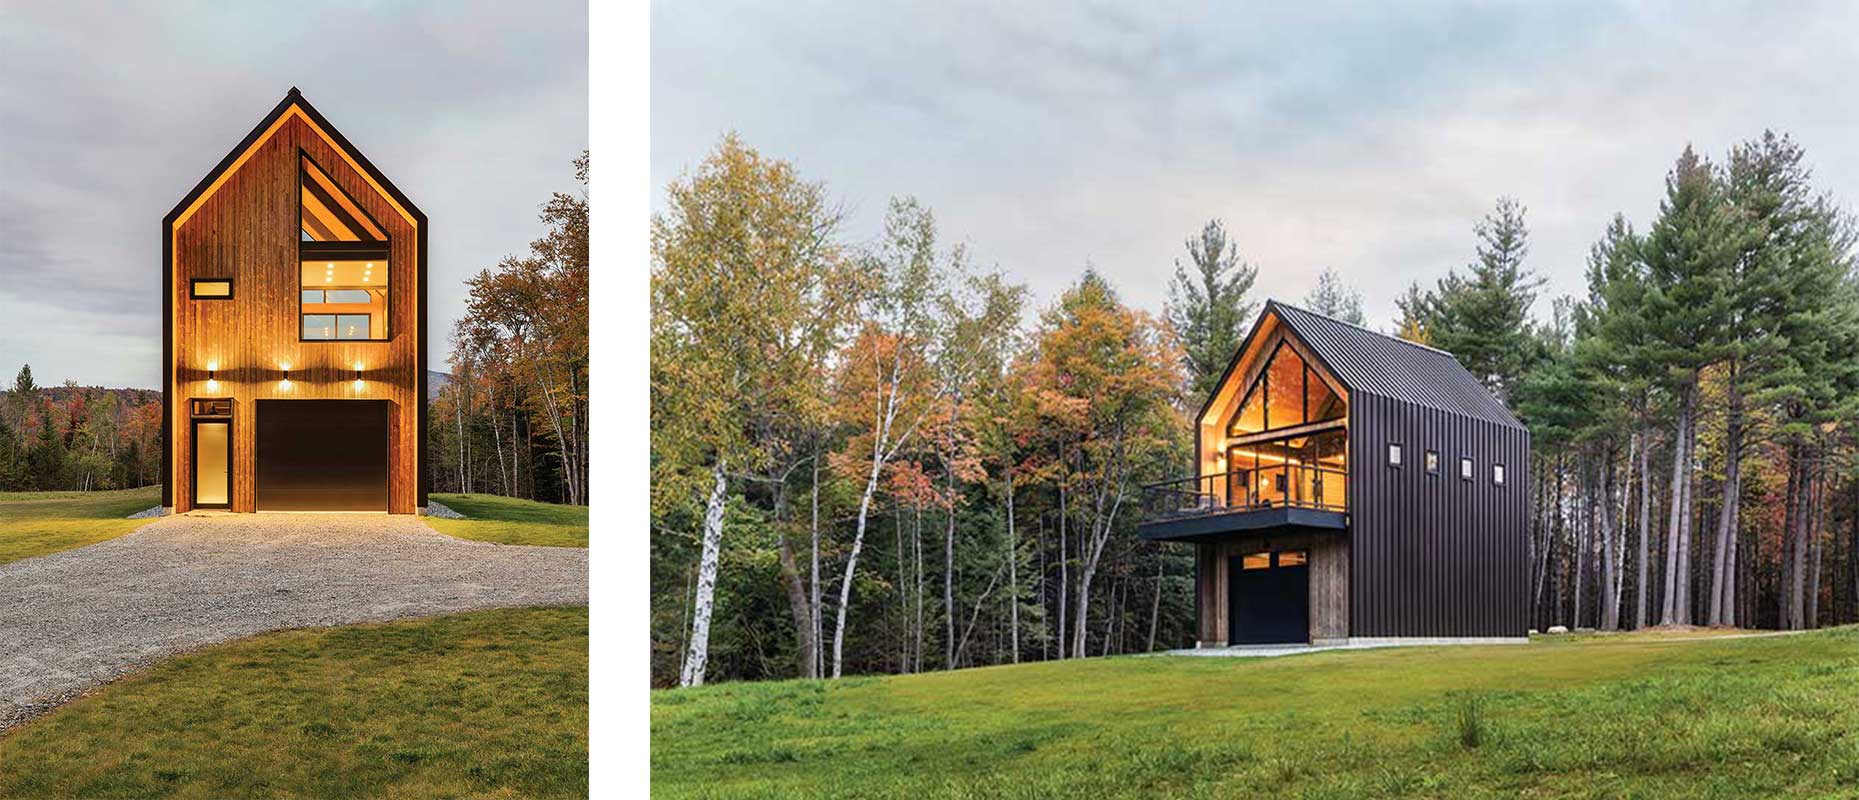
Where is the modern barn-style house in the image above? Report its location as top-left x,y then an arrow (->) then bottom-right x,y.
162,88 -> 427,514
1140,301 -> 1529,646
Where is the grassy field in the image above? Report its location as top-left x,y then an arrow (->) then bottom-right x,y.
0,486 -> 161,564
426,493 -> 589,547
0,606 -> 588,798
652,627 -> 1859,798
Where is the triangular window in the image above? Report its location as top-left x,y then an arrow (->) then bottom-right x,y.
300,155 -> 386,242
1226,340 -> 1346,437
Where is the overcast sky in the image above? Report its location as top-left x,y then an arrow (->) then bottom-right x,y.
0,1 -> 586,389
654,1 -> 1859,336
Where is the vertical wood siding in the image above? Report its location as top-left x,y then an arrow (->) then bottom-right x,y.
1348,393 -> 1531,637
1193,530 -> 1348,645
169,115 -> 420,513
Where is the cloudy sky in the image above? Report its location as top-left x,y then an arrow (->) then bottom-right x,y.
654,1 -> 1859,334
0,1 -> 586,389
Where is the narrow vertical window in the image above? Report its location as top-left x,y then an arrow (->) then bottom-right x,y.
1493,463 -> 1507,486
1460,457 -> 1474,481
1387,443 -> 1403,467
1425,450 -> 1440,475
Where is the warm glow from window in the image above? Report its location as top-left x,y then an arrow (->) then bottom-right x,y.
302,259 -> 387,340
1241,552 -> 1271,570
1277,550 -> 1308,567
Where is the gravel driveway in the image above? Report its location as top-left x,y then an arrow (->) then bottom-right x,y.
0,513 -> 588,731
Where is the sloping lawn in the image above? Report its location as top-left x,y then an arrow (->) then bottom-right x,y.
426,493 -> 588,547
652,627 -> 1859,798
0,606 -> 588,798
0,486 -> 161,564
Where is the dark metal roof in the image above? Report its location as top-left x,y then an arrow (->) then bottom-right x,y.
1263,300 -> 1524,430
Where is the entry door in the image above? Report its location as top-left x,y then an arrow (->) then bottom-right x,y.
192,420 -> 231,508
1228,550 -> 1310,644
256,400 -> 390,511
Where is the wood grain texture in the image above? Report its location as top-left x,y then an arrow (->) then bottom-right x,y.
169,114 -> 420,513
1194,531 -> 1349,645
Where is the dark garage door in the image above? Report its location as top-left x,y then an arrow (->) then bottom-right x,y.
257,400 -> 389,511
1228,550 -> 1310,644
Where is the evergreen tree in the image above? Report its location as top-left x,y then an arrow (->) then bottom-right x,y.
1301,268 -> 1367,324
1392,280 -> 1433,344
1165,220 -> 1256,398
1428,197 -> 1545,403
1640,146 -> 1739,626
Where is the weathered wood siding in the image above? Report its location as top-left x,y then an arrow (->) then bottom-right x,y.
1195,531 -> 1348,645
168,113 -> 420,513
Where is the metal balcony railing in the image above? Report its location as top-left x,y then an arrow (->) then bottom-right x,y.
1141,465 -> 1347,521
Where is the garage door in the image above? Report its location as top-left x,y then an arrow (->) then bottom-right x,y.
256,400 -> 389,511
1228,550 -> 1310,644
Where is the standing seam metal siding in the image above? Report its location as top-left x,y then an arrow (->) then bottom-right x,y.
1348,392 -> 1531,637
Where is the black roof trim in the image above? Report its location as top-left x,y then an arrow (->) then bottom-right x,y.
164,88 -> 425,226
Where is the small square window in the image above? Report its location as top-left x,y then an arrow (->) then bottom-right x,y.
1425,450 -> 1440,475
191,278 -> 232,299
1493,463 -> 1507,486
1460,457 -> 1474,481
1387,443 -> 1403,467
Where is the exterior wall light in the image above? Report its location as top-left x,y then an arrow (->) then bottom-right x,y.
280,363 -> 292,389
353,363 -> 364,389
206,362 -> 219,392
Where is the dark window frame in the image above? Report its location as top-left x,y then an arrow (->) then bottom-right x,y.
297,148 -> 392,344
1387,441 -> 1404,468
1425,449 -> 1440,475
189,397 -> 235,510
189,277 -> 234,300
1460,456 -> 1474,481
1493,463 -> 1507,486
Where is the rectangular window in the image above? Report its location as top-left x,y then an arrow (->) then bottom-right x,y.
1425,450 -> 1440,475
1460,457 -> 1474,481
1241,552 -> 1271,570
299,249 -> 389,340
1387,442 -> 1403,467
1276,550 -> 1308,567
190,278 -> 232,299
1494,463 -> 1507,486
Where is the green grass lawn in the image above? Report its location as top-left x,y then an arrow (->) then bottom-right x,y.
0,486 -> 161,564
0,606 -> 588,799
652,627 -> 1859,798
426,493 -> 589,547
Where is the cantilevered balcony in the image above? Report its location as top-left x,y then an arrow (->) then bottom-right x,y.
1138,464 -> 1347,542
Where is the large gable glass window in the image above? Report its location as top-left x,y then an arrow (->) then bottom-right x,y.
1226,342 -> 1346,437
299,153 -> 388,341
1216,337 -> 1349,512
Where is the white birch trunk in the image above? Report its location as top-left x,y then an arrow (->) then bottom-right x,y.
679,462 -> 728,687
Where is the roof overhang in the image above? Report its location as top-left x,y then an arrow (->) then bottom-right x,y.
1138,506 -> 1348,543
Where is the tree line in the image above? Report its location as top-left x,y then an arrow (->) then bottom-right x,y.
0,365 -> 162,492
428,153 -> 590,506
654,136 -> 1405,688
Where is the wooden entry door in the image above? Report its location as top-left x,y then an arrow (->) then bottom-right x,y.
1227,550 -> 1310,644
192,420 -> 231,509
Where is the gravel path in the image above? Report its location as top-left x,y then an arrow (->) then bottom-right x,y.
0,513 -> 588,731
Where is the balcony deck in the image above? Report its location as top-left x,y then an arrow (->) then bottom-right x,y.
1137,467 -> 1347,543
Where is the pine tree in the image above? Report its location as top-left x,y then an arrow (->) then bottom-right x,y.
1392,281 -> 1433,344
1640,146 -> 1739,626
1165,220 -> 1256,398
1301,268 -> 1367,324
1428,197 -> 1545,403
